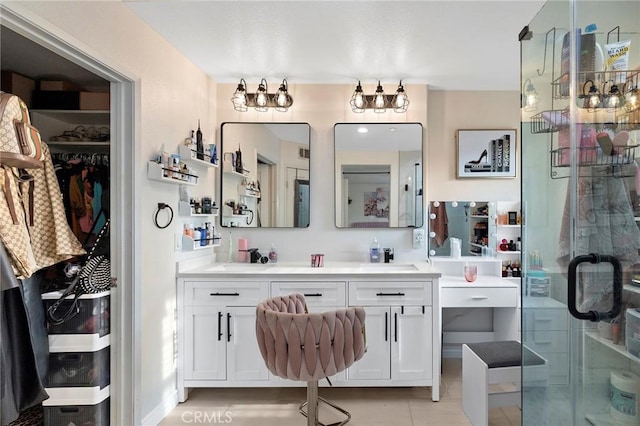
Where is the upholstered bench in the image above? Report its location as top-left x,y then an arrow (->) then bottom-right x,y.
462,341 -> 547,426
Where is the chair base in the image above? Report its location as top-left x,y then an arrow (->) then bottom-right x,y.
299,380 -> 351,426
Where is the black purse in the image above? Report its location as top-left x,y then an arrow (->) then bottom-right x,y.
46,219 -> 112,325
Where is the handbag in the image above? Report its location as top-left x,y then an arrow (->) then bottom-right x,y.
0,92 -> 45,169
46,219 -> 111,325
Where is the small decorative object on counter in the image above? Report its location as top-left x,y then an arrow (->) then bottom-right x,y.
268,243 -> 278,263
464,264 -> 477,282
311,253 -> 324,267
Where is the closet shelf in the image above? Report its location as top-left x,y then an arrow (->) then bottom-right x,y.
48,141 -> 110,146
31,109 -> 109,124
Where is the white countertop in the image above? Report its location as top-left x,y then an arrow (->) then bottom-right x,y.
176,260 -> 442,278
439,275 -> 519,288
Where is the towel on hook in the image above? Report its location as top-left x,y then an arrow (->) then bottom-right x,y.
429,203 -> 449,248
557,169 -> 640,312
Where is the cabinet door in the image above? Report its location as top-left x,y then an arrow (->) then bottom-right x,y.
391,306 -> 432,381
184,306 -> 226,380
347,306 -> 390,380
226,306 -> 269,381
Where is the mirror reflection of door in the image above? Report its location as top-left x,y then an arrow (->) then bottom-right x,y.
294,179 -> 310,227
221,122 -> 310,228
342,165 -> 391,227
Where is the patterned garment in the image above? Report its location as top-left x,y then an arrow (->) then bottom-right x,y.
0,142 -> 85,279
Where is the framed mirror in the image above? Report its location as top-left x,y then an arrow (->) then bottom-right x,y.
334,123 -> 423,228
220,122 -> 310,228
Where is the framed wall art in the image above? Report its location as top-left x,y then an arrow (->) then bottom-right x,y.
456,129 -> 517,178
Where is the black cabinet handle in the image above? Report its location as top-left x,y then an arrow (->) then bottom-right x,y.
568,253 -> 622,322
376,292 -> 405,297
304,293 -> 323,297
384,312 -> 388,342
210,292 -> 240,297
394,312 -> 398,342
227,313 -> 232,342
217,311 -> 223,341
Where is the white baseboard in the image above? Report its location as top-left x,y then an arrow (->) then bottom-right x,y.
141,390 -> 178,426
443,345 -> 462,359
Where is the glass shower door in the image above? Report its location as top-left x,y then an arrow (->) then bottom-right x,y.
521,1 -> 640,425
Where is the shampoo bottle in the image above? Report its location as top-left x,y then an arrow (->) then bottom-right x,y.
369,237 -> 381,263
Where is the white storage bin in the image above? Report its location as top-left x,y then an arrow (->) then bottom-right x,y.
625,308 -> 640,358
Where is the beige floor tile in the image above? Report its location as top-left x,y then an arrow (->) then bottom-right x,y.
442,358 -> 463,380
444,379 -> 463,399
501,406 -> 522,425
409,398 -> 471,425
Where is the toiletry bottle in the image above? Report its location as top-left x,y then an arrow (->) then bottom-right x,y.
227,231 -> 233,263
269,243 -> 278,263
196,120 -> 204,160
235,145 -> 243,173
192,227 -> 201,247
369,237 -> 381,263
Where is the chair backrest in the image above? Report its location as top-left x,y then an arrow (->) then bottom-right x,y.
256,293 -> 366,382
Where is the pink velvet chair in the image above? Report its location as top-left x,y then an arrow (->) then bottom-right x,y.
256,293 -> 366,426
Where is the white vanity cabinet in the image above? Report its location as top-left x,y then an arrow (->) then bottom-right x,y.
178,280 -> 270,402
176,264 -> 441,402
347,281 -> 433,383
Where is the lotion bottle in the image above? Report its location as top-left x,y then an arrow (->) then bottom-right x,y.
369,237 -> 381,263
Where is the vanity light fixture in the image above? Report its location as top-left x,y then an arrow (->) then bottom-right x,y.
604,80 -> 625,110
349,80 -> 410,113
231,78 -> 293,112
581,80 -> 602,110
522,78 -> 540,112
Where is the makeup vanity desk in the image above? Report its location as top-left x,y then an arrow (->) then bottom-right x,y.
431,258 -> 520,354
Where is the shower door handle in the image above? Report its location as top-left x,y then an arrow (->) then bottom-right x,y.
567,253 -> 622,322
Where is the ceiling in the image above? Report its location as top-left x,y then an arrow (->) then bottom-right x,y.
125,0 -> 546,91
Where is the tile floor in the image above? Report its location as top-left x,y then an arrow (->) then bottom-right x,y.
160,359 -> 522,425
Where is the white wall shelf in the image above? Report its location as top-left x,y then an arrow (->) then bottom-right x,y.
182,234 -> 221,251
178,201 -> 219,217
585,332 -> 637,364
147,161 -> 198,186
178,145 -> 218,168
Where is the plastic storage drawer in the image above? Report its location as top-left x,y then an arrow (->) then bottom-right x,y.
42,290 -> 110,337
526,276 -> 550,297
43,386 -> 109,426
48,345 -> 109,389
626,308 -> 640,358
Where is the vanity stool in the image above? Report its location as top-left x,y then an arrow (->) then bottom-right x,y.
462,341 -> 547,426
256,293 -> 366,426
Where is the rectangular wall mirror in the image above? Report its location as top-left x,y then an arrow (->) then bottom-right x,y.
334,123 -> 423,228
220,122 -> 310,228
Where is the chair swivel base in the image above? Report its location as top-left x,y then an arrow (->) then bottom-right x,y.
299,397 -> 351,426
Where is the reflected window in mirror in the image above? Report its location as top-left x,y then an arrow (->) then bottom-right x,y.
220,122 -> 310,228
429,201 -> 497,257
334,123 -> 423,228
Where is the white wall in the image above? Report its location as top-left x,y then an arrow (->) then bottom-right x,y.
427,90 -> 521,202
5,1 -> 219,421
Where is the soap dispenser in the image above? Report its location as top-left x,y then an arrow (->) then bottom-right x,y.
369,237 -> 381,263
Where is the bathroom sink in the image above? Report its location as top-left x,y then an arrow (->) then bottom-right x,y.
359,263 -> 418,272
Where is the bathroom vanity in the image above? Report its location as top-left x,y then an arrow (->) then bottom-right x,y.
175,261 -> 441,402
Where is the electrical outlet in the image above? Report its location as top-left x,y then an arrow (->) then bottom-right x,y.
413,228 -> 425,249
175,233 -> 183,251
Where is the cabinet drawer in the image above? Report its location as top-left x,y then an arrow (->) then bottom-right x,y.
441,287 -> 517,308
348,281 -> 431,306
522,308 -> 568,332
270,282 -> 346,307
524,330 -> 569,354
184,281 -> 269,306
